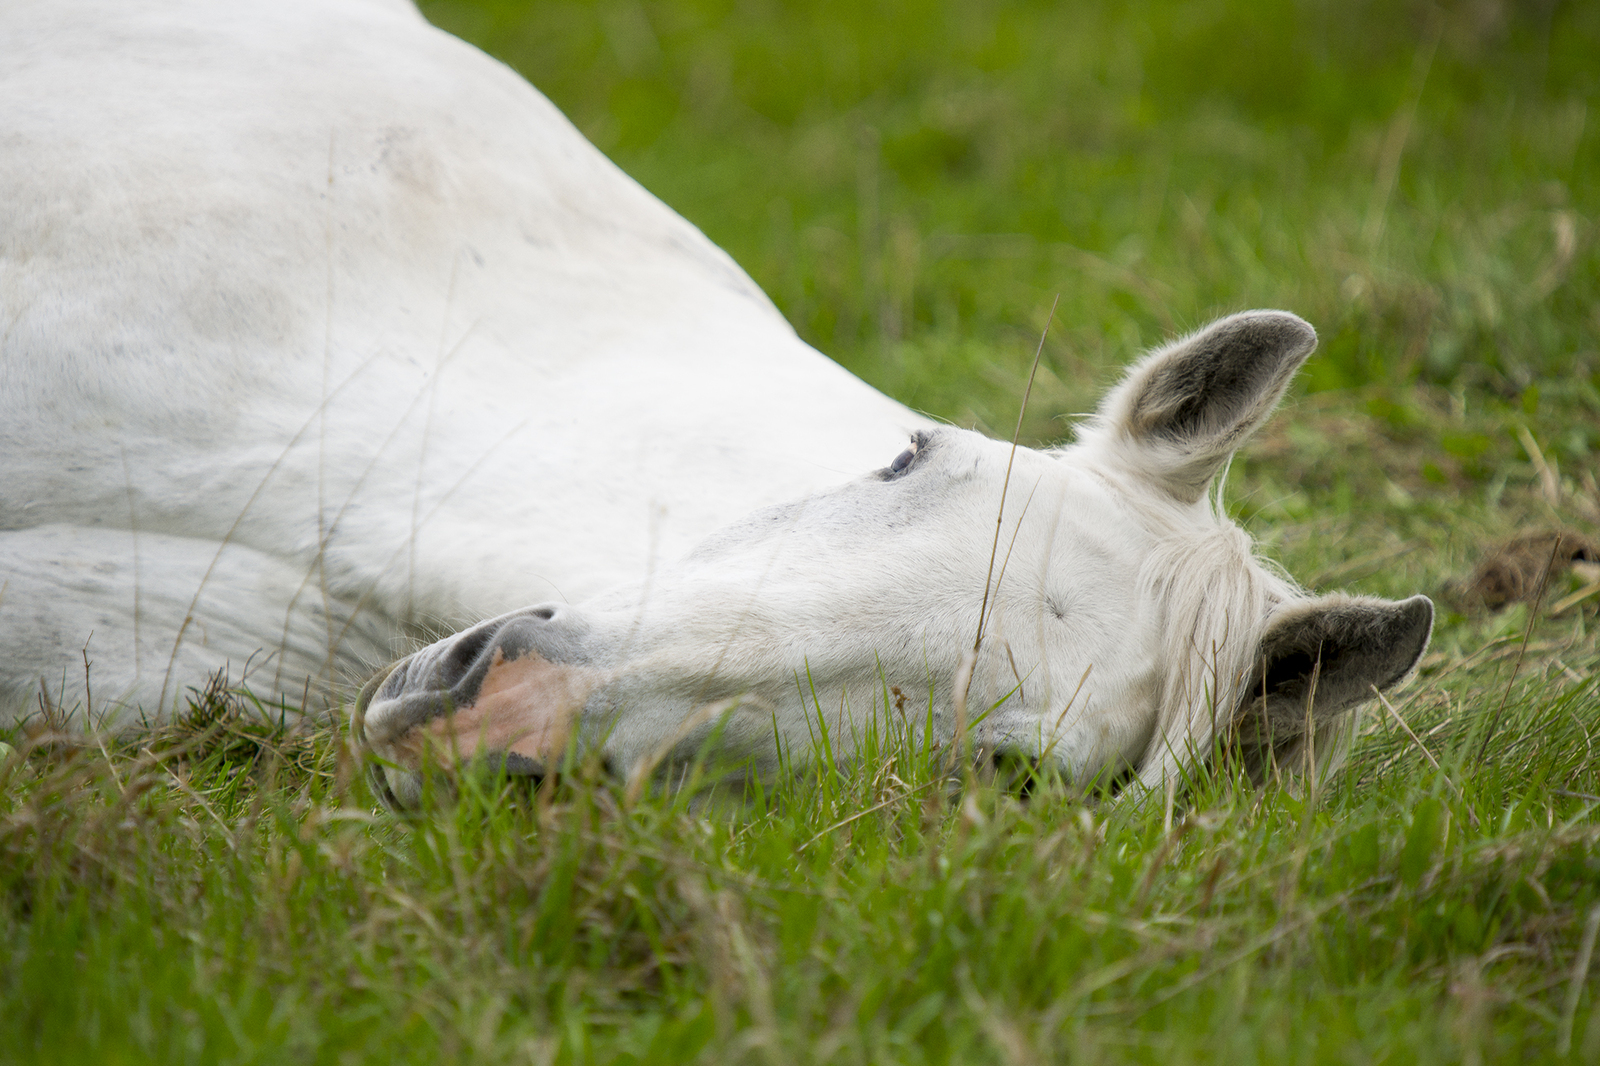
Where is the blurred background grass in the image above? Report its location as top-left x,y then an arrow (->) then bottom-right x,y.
420,0 -> 1597,445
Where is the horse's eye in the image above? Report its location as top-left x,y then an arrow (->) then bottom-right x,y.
882,434 -> 925,479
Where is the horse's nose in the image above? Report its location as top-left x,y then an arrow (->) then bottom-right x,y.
355,603 -> 601,808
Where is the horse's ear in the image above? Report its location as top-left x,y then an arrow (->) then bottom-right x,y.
1234,593 -> 1434,781
1087,311 -> 1316,502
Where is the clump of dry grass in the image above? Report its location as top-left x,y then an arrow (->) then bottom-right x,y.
139,667 -> 340,792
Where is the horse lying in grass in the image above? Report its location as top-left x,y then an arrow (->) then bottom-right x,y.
356,310 -> 1435,807
0,0 -> 1432,802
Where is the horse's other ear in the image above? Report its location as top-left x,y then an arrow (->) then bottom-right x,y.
1086,310 -> 1316,502
1234,593 -> 1434,783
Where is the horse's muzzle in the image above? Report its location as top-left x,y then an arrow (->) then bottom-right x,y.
353,605 -> 606,808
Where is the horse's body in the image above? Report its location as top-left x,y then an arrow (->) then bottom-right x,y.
2,0 -> 1433,799
1,0 -> 918,723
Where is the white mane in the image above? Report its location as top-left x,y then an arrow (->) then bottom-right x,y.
1132,505 -> 1290,787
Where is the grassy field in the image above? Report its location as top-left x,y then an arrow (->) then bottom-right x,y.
5,0 -> 1600,1061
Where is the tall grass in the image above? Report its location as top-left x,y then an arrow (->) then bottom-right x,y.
4,657 -> 1599,1062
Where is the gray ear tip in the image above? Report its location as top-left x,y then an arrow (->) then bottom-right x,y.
1228,309 -> 1318,356
1399,594 -> 1435,632
1391,595 -> 1435,680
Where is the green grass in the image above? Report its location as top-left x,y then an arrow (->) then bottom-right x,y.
6,0 -> 1600,1061
5,663 -> 1600,1063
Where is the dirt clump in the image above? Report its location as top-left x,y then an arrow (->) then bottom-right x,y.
1454,529 -> 1600,612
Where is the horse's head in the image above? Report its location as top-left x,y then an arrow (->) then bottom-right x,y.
356,311 -> 1432,808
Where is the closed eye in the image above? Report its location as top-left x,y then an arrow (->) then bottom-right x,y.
882,432 -> 927,479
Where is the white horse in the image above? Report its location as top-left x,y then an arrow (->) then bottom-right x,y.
0,0 -> 1432,799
